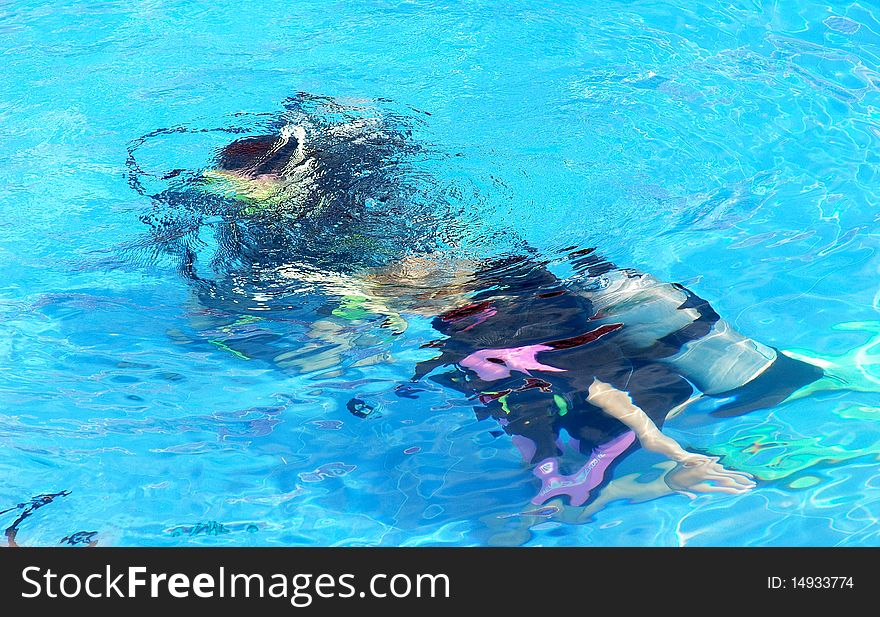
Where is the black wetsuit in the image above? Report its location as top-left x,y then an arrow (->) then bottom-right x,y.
413,255 -> 825,466
413,257 -> 694,464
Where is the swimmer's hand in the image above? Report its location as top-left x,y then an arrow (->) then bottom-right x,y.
664,456 -> 756,497
586,378 -> 755,497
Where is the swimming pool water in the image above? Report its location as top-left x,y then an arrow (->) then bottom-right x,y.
2,0 -> 880,546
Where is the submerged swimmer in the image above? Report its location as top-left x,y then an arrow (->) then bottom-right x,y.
405,257 -> 751,505
407,256 -> 764,505
136,96 -> 840,508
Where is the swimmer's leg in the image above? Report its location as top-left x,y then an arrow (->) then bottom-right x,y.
571,270 -> 784,396
646,343 -> 859,422
689,351 -> 824,418
781,320 -> 880,400
673,320 -> 880,418
680,332 -> 878,420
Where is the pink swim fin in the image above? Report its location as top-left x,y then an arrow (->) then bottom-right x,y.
531,431 -> 636,506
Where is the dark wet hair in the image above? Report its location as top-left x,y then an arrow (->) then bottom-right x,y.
217,134 -> 302,176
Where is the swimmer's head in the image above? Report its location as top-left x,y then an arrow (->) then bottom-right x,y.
217,125 -> 305,177
202,125 -> 307,205
217,135 -> 284,175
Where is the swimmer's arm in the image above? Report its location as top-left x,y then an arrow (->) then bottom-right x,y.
295,269 -> 408,333
586,378 -> 699,463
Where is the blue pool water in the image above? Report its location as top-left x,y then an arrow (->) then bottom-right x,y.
2,0 -> 880,546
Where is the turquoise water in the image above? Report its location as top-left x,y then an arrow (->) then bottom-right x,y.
2,0 -> 880,546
